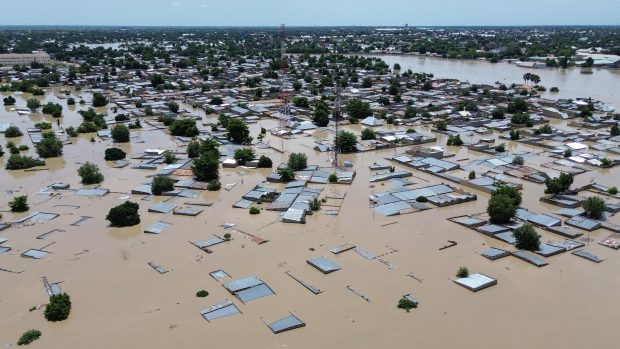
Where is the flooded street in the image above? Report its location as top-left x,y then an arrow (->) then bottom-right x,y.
2,84 -> 620,349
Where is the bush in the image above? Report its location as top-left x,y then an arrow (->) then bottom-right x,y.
456,267 -> 469,278
6,154 -> 45,170
509,129 -> 520,140
3,95 -> 16,105
187,141 -> 200,158
582,196 -> 606,220
397,297 -> 417,312
77,121 -> 100,133
514,223 -> 540,251
42,102 -> 63,117
44,293 -> 71,322
608,187 -> 618,195
17,329 -> 41,346
435,120 -> 447,131
512,155 -> 524,165
361,128 -> 376,140
335,131 -> 358,153
66,126 -> 78,137
169,119 -> 199,137
106,201 -> 141,227
495,143 -> 506,152
35,133 -> 63,158
550,87 -> 559,92
196,290 -> 209,298
167,101 -> 179,113
447,134 -> 463,146
249,206 -> 260,215
494,184 -> 522,206
104,148 -> 126,161
277,167 -> 295,182
227,118 -> 249,143
111,124 -> 130,143
468,171 -> 476,180
511,113 -> 530,125
328,173 -> 338,183
92,92 -> 108,107
192,154 -> 219,182
487,194 -> 517,224
67,97 -> 75,105
223,233 -> 232,240
288,153 -> 308,171
114,114 -> 129,122
309,197 -> 321,211
507,98 -> 528,114
416,196 -> 428,202
234,148 -> 255,164
346,98 -> 372,119
9,195 -> 29,212
491,108 -> 505,119
78,162 -> 104,184
27,98 -> 40,112
5,126 -> 23,138
257,155 -> 273,168
151,175 -> 174,195
163,151 -> 176,164
207,179 -> 221,191
34,121 -> 51,130
544,172 -> 573,194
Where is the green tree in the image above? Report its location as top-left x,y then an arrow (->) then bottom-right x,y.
151,175 -> 174,195
106,201 -> 140,227
104,148 -> 126,161
227,118 -> 250,143
92,93 -> 108,107
192,154 -> 219,181
5,126 -> 23,138
288,153 -> 308,170
361,128 -> 376,140
611,125 -> 620,136
544,172 -> 574,194
44,293 -> 72,322
187,140 -> 200,158
9,195 -> 29,212
35,133 -> 63,158
346,98 -> 372,119
514,223 -> 541,251
313,101 -> 330,127
169,119 -> 199,137
487,194 -> 517,224
335,131 -> 357,153
167,101 -> 180,113
17,329 -> 42,346
292,96 -> 309,108
582,196 -> 606,220
234,148 -> 255,164
78,162 -> 104,184
492,108 -> 505,119
26,98 -> 40,112
111,124 -> 130,143
257,155 -> 273,168
507,98 -> 528,114
277,167 -> 295,182
5,154 -> 45,170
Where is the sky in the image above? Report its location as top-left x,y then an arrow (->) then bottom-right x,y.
3,0 -> 620,27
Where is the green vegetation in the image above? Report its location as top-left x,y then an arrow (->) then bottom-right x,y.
313,101 -> 330,127
288,153 -> 308,171
67,97 -> 75,105
106,201 -> 141,227
509,129 -> 520,140
163,151 -> 176,164
512,155 -> 525,165
192,153 -> 219,182
487,189 -> 518,224
17,329 -> 41,346
328,173 -> 338,183
611,125 -> 620,137
456,267 -> 469,278
550,87 -> 560,92
5,126 -> 23,138
309,197 -> 321,211
277,167 -> 295,182
468,171 -> 476,180
27,98 -> 41,112
3,95 -> 16,105
582,196 -> 606,220
151,175 -> 174,195
42,102 -> 63,117
92,92 -> 108,107
510,113 -> 530,125
34,121 -> 51,130
196,290 -> 209,298
544,172 -> 574,194
435,120 -> 447,131
104,148 -> 126,161
6,154 -> 45,170
608,187 -> 618,195
416,196 -> 428,202
167,101 -> 179,113
187,140 -> 200,158
447,134 -> 463,146
495,143 -> 506,152
249,206 -> 260,215
111,124 -> 130,143
78,162 -> 104,184
170,119 -> 199,137
397,297 -> 418,312
335,130 -> 358,153
506,98 -> 528,114
346,98 -> 372,119
226,118 -> 250,143
361,128 -> 376,140
257,155 -> 273,168
9,195 -> 29,212
514,223 -> 541,251
234,148 -> 255,164
44,293 -> 72,322
35,133 -> 63,158
207,179 -> 221,191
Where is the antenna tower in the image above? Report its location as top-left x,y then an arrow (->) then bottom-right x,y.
278,24 -> 291,131
332,47 -> 341,168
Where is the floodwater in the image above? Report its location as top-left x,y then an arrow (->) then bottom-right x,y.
1,88 -> 620,348
366,54 -> 620,108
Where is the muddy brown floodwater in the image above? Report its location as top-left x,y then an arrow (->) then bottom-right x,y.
1,88 -> 620,349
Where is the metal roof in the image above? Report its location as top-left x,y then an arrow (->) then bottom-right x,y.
307,256 -> 342,274
268,314 -> 306,334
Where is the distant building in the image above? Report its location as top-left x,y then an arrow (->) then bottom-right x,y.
0,51 -> 52,66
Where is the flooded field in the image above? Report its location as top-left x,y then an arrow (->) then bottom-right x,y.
1,88 -> 620,349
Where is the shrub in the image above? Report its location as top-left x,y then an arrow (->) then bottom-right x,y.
328,173 -> 338,183
163,151 -> 176,164
234,148 -> 255,164
493,184 -> 522,207
397,297 -> 417,312
361,128 -> 376,140
335,131 -> 358,153
114,114 -> 129,122
435,120 -> 447,131
227,119 -> 249,143
514,223 -> 541,251
550,87 -> 559,92
111,124 -> 130,143
278,167 -> 295,182
34,121 -> 51,130
151,175 -> 174,195
456,267 -> 469,278
491,108 -> 505,119
78,162 -> 104,184
9,195 -> 29,212
106,201 -> 141,227
495,143 -> 506,152
288,153 -> 308,171
5,126 -> 23,138
167,101 -> 179,113
104,148 -> 126,161
192,154 -> 219,181
19,145 -> 28,151
512,155 -> 524,165
582,196 -> 606,220
6,154 -> 45,170
92,92 -> 108,107
44,293 -> 71,322
35,133 -> 63,158
447,134 -> 463,146
187,141 -> 200,158
77,121 -> 100,133
610,125 -> 620,137
257,155 -> 273,168
223,233 -> 231,240
309,197 -> 321,211
27,98 -> 41,112
169,119 -> 199,137
42,102 -> 63,117
507,98 -> 528,114
249,206 -> 260,215
196,290 -> 209,298
207,180 -> 221,191
416,196 -> 428,202
66,126 -> 78,137
468,171 -> 476,180
487,194 -> 517,224
608,187 -> 618,195
17,329 -> 41,346
544,172 -> 573,194
3,95 -> 16,105
509,129 -> 520,140
564,149 -> 573,158
67,97 -> 75,105
511,113 -> 530,125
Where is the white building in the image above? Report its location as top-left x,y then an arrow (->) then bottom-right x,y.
0,51 -> 52,66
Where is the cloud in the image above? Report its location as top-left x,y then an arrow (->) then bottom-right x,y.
171,1 -> 181,6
